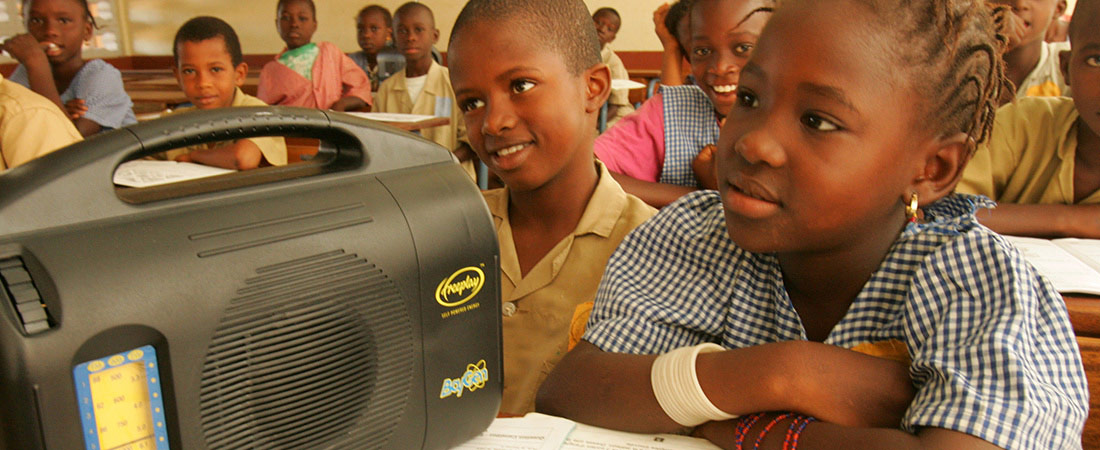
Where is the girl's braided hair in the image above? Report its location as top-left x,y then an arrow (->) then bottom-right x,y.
861,0 -> 1012,147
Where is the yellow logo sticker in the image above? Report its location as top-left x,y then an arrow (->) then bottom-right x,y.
436,266 -> 485,308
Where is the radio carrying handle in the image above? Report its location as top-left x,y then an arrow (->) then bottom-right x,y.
0,107 -> 455,235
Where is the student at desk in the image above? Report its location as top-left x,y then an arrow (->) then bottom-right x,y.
958,0 -> 1100,239
593,0 -> 773,208
448,0 -> 656,416
375,2 -> 475,181
539,0 -> 1087,448
158,16 -> 286,170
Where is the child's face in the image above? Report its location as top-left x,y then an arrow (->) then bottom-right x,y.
277,0 -> 316,50
356,11 -> 390,55
593,12 -> 620,47
989,0 -> 1061,48
174,38 -> 247,110
394,7 -> 438,63
23,0 -> 91,66
450,22 -> 604,192
1065,12 -> 1100,140
689,0 -> 771,118
715,0 -> 926,254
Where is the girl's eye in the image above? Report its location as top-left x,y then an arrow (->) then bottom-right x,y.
460,98 -> 485,113
736,90 -> 759,108
692,47 -> 712,58
27,17 -> 43,25
511,80 -> 535,94
801,113 -> 839,132
733,43 -> 754,56
211,67 -> 223,73
1087,56 -> 1100,68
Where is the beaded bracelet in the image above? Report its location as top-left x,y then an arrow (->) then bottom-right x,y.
783,415 -> 816,450
752,413 -> 794,450
732,412 -> 766,450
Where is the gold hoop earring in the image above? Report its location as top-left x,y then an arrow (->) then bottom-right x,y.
905,192 -> 919,223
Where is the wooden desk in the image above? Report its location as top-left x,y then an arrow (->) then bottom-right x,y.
373,116 -> 450,132
1067,295 -> 1100,338
1064,294 -> 1100,448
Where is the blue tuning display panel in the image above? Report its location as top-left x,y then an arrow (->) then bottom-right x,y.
72,345 -> 169,450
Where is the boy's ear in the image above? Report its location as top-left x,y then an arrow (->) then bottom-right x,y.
583,63 -> 612,113
910,132 -> 973,206
431,27 -> 440,44
1056,0 -> 1068,17
234,62 -> 249,87
1060,50 -> 1071,85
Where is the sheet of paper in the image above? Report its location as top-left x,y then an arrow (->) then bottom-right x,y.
1005,236 -> 1100,295
1055,238 -> 1100,274
451,414 -> 574,450
113,160 -> 235,188
611,79 -> 647,90
345,112 -> 439,123
561,420 -> 721,450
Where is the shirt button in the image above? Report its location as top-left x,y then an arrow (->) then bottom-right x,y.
502,302 -> 517,317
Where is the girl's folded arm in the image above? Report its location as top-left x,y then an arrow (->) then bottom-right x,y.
537,340 -> 915,434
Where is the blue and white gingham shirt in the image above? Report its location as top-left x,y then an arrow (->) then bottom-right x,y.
584,191 -> 1088,449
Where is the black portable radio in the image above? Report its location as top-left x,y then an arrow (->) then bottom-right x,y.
0,107 -> 501,449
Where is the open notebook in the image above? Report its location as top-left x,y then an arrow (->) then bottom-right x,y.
1005,236 -> 1100,296
452,413 -> 720,450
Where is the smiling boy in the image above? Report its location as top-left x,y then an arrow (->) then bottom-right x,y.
164,16 -> 286,170
448,0 -> 656,415
375,2 -> 474,181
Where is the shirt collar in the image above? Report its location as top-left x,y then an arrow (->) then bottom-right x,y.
488,160 -> 626,239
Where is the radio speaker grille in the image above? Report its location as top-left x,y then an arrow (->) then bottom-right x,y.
200,250 -> 413,449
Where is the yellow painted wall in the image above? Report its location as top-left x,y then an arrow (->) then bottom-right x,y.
124,0 -> 671,56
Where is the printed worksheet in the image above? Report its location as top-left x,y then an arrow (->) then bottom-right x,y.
1005,236 -> 1100,295
562,420 -> 721,450
450,413 -> 720,450
113,160 -> 234,188
452,414 -> 574,450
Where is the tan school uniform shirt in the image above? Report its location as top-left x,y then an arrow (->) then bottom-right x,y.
484,160 -> 657,415
0,74 -> 82,170
959,96 -> 1100,204
374,60 -> 475,180
161,88 -> 288,166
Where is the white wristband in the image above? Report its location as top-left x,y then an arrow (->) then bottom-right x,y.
650,343 -> 738,427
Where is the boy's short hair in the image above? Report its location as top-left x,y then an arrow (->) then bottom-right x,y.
173,16 -> 244,67
593,7 -> 621,22
277,0 -> 315,15
1068,0 -> 1096,41
394,2 -> 435,26
358,4 -> 392,27
450,0 -> 601,75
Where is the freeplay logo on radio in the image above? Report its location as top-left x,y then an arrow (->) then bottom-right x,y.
436,266 -> 484,319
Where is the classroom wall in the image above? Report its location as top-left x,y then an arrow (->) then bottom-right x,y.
123,0 -> 671,57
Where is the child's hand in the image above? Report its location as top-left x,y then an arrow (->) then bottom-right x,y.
693,144 -> 719,190
0,34 -> 50,65
653,3 -> 678,48
453,142 -> 477,163
174,153 -> 193,163
64,98 -> 88,120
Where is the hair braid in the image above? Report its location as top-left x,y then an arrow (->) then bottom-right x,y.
867,0 -> 1010,148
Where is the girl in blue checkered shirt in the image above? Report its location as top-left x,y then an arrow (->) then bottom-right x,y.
538,0 -> 1089,448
